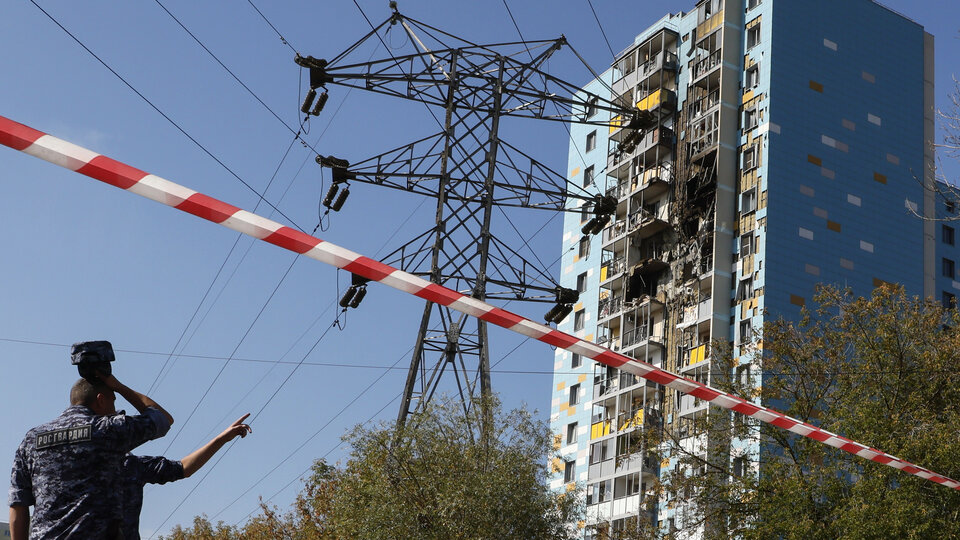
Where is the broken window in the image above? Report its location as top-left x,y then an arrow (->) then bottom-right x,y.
739,319 -> 754,344
744,107 -> 758,130
747,23 -> 761,49
740,233 -> 754,257
743,145 -> 758,170
746,64 -> 760,88
741,188 -> 758,213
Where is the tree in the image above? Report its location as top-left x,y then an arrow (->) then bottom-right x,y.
642,285 -> 960,539
164,397 -> 583,540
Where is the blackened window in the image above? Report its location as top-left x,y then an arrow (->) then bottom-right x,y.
944,225 -> 955,246
944,258 -> 955,278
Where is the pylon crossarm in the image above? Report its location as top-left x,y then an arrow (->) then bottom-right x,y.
2,114 -> 957,491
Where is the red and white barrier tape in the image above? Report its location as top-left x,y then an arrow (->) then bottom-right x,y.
1,114 -> 956,489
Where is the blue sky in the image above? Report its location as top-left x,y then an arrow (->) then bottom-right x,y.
1,1 -> 958,537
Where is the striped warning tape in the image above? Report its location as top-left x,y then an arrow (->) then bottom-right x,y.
1,113 -> 956,489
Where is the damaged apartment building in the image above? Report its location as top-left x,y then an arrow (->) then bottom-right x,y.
550,0 -> 940,538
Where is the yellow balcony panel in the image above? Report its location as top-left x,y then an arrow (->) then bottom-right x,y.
590,420 -> 611,439
610,115 -> 623,134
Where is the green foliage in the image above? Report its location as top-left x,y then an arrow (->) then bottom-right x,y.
647,285 -> 960,539
164,397 -> 583,540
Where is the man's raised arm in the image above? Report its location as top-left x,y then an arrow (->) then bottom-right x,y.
101,373 -> 174,426
181,414 -> 252,477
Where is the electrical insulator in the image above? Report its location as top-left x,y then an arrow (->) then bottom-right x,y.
589,214 -> 611,235
349,286 -> 367,308
322,184 -> 340,208
339,286 -> 357,308
331,186 -> 350,211
581,218 -> 598,236
555,304 -> 574,322
311,91 -> 329,116
544,304 -> 563,323
301,88 -> 317,115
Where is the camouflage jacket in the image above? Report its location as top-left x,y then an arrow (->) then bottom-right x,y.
9,405 -> 170,539
120,454 -> 184,540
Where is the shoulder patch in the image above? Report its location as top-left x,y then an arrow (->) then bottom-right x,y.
36,424 -> 92,449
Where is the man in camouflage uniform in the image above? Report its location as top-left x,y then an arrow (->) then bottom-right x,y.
120,414 -> 251,539
8,341 -> 174,540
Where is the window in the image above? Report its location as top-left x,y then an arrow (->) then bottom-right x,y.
577,272 -> 588,293
586,130 -> 597,152
572,353 -> 582,368
948,200 -> 958,214
944,291 -> 956,309
578,236 -> 591,259
583,165 -> 595,188
574,310 -> 585,331
741,188 -> 758,213
944,225 -> 955,246
580,204 -> 590,224
743,145 -> 758,170
747,0 -> 760,9
739,319 -> 754,344
586,96 -> 599,118
733,456 -> 746,477
737,277 -> 754,301
944,258 -> 955,278
737,364 -> 751,387
566,422 -> 578,445
747,23 -> 761,49
563,460 -> 576,483
740,233 -> 754,257
745,64 -> 760,88
743,107 -> 758,130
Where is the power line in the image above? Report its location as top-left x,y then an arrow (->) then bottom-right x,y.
585,0 -> 617,59
146,308 -> 348,538
158,255 -> 301,456
244,0 -> 298,55
151,0 -> 302,141
28,0 -> 305,233
148,130 -> 304,394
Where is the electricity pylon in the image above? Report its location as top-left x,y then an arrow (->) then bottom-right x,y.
296,6 -> 636,427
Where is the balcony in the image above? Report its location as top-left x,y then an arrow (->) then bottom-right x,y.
594,374 -> 620,399
601,219 -> 628,245
600,256 -> 626,283
628,207 -> 670,239
691,49 -> 722,84
628,164 -> 673,199
609,126 -> 675,170
598,295 -> 624,322
679,344 -> 709,372
621,325 -> 663,352
677,298 -> 712,331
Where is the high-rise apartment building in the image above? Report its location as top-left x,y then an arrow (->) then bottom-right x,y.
549,0 -> 937,537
